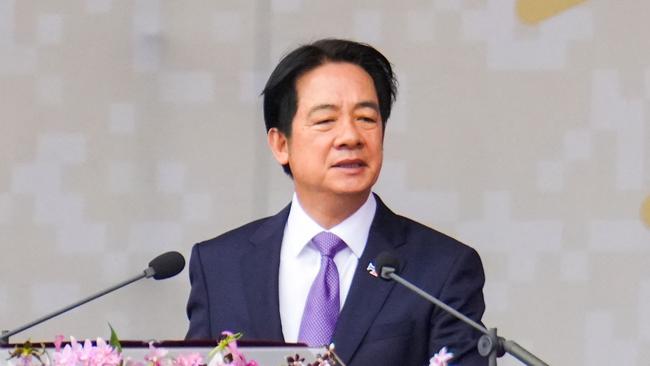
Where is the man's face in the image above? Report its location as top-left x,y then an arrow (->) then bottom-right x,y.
268,62 -> 384,201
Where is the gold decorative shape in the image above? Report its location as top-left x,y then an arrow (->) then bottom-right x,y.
517,0 -> 586,24
641,195 -> 650,229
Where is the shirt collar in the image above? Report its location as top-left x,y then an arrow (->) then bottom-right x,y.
284,193 -> 377,258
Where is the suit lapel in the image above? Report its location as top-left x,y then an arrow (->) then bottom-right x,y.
332,195 -> 407,362
240,204 -> 290,341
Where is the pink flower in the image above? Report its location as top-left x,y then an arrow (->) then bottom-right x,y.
173,353 -> 203,366
225,344 -> 245,364
53,337 -> 83,366
52,337 -> 121,366
89,338 -> 121,366
429,347 -> 454,366
144,342 -> 169,366
52,345 -> 73,365
54,335 -> 65,352
76,339 -> 97,365
219,331 -> 259,366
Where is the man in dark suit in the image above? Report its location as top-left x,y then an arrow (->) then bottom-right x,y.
186,39 -> 487,365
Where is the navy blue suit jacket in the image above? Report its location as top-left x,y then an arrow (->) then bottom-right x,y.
186,195 -> 487,365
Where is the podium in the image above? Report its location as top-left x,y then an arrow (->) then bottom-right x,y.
0,339 -> 326,366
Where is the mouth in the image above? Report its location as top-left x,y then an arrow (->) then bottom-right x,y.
332,159 -> 367,169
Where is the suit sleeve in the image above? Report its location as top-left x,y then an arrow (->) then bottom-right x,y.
185,244 -> 212,339
429,246 -> 488,365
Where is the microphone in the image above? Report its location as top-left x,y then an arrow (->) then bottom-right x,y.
373,252 -> 548,366
146,251 -> 186,280
1,251 -> 186,344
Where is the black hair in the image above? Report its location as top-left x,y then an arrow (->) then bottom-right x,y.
262,38 -> 398,175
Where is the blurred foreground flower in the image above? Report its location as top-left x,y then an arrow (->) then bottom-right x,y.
429,346 -> 453,366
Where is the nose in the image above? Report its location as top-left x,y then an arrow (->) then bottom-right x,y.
334,117 -> 363,149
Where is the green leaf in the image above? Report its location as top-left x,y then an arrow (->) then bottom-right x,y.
108,323 -> 123,354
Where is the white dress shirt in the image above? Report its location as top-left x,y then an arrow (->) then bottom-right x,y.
278,193 -> 377,343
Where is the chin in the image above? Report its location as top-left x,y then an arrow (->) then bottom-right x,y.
330,185 -> 373,197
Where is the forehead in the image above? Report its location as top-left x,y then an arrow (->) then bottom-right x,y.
294,62 -> 378,106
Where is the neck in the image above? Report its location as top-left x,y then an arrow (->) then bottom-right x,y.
295,190 -> 370,229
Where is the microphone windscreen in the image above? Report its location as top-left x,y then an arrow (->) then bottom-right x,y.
148,251 -> 186,280
374,251 -> 400,278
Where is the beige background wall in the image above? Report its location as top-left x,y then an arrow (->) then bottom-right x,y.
1,1 -> 649,365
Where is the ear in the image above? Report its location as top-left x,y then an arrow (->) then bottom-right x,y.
267,128 -> 290,165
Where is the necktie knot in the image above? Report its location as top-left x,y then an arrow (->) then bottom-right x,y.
311,231 -> 346,258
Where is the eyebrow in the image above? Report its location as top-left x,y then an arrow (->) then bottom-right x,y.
307,101 -> 380,117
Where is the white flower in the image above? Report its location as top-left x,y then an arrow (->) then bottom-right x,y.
429,347 -> 454,366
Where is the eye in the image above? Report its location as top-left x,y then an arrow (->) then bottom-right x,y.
358,116 -> 377,123
315,119 -> 335,125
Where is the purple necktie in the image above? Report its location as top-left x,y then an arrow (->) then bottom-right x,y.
298,231 -> 347,346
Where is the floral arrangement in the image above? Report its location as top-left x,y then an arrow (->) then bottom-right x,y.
6,326 -> 208,366
5,328 -> 345,366
5,327 -> 451,366
5,335 -> 246,366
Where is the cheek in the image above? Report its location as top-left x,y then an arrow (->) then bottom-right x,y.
287,137 -> 327,167
368,133 -> 384,154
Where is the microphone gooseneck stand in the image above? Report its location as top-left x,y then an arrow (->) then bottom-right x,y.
379,264 -> 548,366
